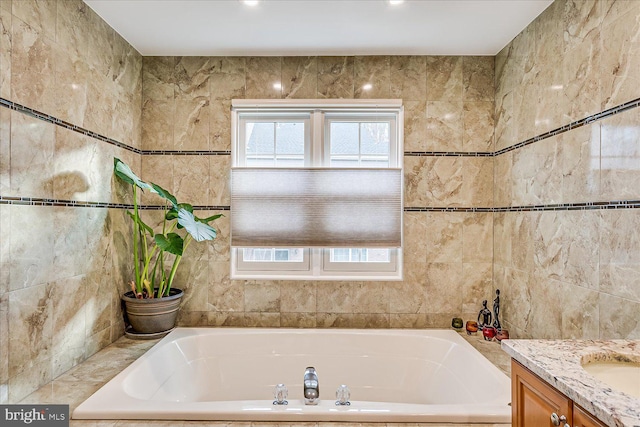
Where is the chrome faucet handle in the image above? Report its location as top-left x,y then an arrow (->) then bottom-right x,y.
335,384 -> 351,406
273,383 -> 288,405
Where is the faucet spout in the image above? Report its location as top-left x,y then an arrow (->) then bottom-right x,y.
303,367 -> 319,405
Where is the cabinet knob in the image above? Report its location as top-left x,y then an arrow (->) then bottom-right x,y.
551,413 -> 567,426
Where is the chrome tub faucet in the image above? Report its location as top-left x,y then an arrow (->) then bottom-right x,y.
303,367 -> 319,405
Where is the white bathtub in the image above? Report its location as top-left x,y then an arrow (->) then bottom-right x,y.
73,328 -> 511,423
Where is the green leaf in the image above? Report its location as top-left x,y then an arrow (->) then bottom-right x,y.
154,233 -> 184,255
197,213 -> 224,224
126,211 -> 153,234
178,209 -> 217,242
113,158 -> 156,193
150,183 -> 177,207
168,203 -> 194,225
178,203 -> 194,213
165,206 -> 178,221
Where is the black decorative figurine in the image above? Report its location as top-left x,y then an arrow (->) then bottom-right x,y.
477,300 -> 492,330
492,289 -> 501,330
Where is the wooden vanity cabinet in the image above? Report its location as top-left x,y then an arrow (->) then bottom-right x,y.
573,404 -> 607,427
512,359 -> 572,427
512,360 -> 606,427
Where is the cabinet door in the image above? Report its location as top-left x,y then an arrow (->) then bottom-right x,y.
512,360 -> 572,427
573,404 -> 607,427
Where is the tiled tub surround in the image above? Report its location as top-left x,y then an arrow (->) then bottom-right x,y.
1,51 -> 497,404
139,55 -> 497,332
3,46 -> 635,404
0,49 -> 498,410
493,0 -> 640,340
502,339 -> 640,427
0,0 -> 143,405
20,330 -> 511,427
139,19 -> 640,340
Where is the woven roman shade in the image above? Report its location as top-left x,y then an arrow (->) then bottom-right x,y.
231,168 -> 402,248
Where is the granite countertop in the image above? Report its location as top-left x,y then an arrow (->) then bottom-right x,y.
502,339 -> 640,427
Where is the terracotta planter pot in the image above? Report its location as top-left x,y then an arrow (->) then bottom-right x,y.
122,288 -> 183,334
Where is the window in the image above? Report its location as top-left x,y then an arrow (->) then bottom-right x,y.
231,100 -> 403,280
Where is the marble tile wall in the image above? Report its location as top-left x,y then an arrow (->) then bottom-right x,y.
0,0 -> 142,403
140,55 -> 496,331
494,0 -> 640,340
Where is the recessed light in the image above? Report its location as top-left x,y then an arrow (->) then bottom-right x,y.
362,83 -> 373,91
273,82 -> 282,90
242,0 -> 259,6
389,0 -> 404,5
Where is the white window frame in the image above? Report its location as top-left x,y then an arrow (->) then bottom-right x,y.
236,113 -> 311,167
323,248 -> 399,272
237,248 -> 310,271
323,113 -> 399,168
231,99 -> 404,281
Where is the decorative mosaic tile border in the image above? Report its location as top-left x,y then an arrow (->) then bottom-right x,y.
494,200 -> 640,212
0,98 -> 231,156
404,207 -> 494,212
0,97 -> 144,153
0,196 -> 230,211
405,97 -> 640,157
4,95 -> 640,158
405,200 -> 640,212
3,96 -> 640,212
404,151 -> 493,157
406,96 -> 640,157
2,196 -> 639,212
421,96 -> 640,157
144,151 -> 231,156
494,96 -> 640,156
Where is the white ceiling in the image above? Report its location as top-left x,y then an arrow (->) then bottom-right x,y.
83,0 -> 553,57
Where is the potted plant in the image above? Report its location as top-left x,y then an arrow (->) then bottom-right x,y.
114,157 -> 222,334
